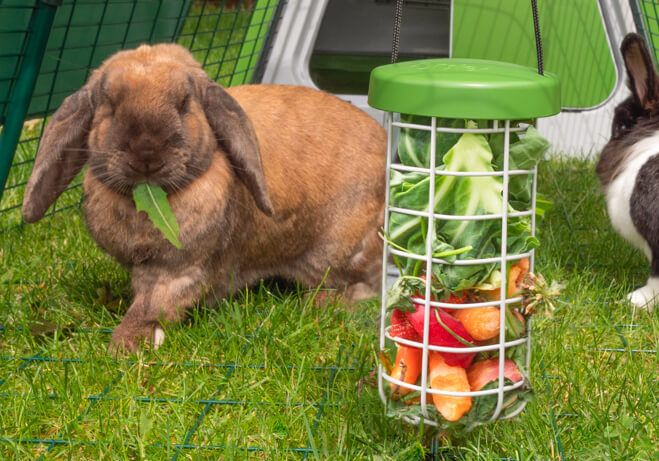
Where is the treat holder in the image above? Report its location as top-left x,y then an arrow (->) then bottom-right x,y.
368,58 -> 560,427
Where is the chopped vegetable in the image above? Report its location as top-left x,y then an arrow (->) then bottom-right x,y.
428,352 -> 472,421
390,345 -> 423,398
467,358 -> 523,392
479,257 -> 530,301
133,183 -> 183,249
507,257 -> 530,298
453,306 -> 500,341
407,295 -> 476,368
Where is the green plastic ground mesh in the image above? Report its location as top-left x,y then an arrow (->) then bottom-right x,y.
0,2 -> 657,459
0,0 -> 282,233
1,157 -> 656,459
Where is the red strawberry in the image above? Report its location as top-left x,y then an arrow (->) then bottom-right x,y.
390,309 -> 422,341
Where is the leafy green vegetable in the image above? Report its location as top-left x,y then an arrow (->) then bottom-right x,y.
388,115 -> 548,291
384,276 -> 428,313
133,183 -> 183,249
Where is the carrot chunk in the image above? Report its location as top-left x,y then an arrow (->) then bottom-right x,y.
452,306 -> 501,341
389,345 -> 423,398
428,352 -> 472,421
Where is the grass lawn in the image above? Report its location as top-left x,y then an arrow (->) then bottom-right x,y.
0,154 -> 657,460
0,2 -> 657,459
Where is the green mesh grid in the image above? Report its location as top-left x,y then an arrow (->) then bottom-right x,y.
1,158 -> 656,459
635,0 -> 659,65
0,0 -> 282,233
1,2 -> 657,459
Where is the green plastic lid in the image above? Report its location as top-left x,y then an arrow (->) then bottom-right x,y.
368,58 -> 561,119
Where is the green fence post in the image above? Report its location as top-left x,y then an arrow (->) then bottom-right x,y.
0,0 -> 60,209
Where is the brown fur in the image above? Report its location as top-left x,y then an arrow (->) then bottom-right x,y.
22,44 -> 386,352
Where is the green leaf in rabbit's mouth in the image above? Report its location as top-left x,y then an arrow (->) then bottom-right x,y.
132,183 -> 183,249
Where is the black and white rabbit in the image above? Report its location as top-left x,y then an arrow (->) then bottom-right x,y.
597,33 -> 659,309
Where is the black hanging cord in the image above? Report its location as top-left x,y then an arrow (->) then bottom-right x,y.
392,0 -> 544,74
391,0 -> 404,63
531,0 -> 544,75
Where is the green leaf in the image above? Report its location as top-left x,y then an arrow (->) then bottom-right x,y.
132,183 -> 183,249
385,276 -> 426,312
390,119 -> 550,291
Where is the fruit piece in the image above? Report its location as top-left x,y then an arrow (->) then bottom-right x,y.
437,291 -> 467,314
390,309 -> 421,341
428,352 -> 472,421
467,358 -> 523,391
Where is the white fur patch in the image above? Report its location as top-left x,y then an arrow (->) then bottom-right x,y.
604,134 -> 659,260
153,326 -> 166,349
628,277 -> 659,311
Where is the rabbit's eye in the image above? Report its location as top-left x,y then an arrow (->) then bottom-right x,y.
612,116 -> 633,139
178,93 -> 191,113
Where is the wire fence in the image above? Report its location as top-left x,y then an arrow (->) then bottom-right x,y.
0,0 -> 283,233
0,1 -> 657,459
1,159 -> 656,459
635,0 -> 659,64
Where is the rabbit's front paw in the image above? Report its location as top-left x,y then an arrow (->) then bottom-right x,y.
627,279 -> 659,311
109,322 -> 165,354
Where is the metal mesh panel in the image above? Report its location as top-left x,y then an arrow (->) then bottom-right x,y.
635,0 -> 659,64
0,0 -> 282,233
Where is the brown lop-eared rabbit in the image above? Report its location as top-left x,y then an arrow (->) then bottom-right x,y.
22,43 -> 386,352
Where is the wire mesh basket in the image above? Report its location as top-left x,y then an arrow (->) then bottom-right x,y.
368,58 -> 561,430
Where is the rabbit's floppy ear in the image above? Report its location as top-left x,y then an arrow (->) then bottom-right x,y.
621,33 -> 659,110
22,87 -> 94,222
202,81 -> 273,216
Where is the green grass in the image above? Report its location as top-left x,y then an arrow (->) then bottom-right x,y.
0,3 -> 657,458
0,155 -> 657,460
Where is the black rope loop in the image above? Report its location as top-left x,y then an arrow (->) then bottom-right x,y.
531,0 -> 544,75
391,0 -> 404,63
391,0 -> 545,75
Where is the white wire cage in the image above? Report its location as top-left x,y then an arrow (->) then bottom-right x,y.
378,114 -> 538,429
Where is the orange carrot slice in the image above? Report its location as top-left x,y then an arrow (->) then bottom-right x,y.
453,306 -> 501,341
481,257 -> 530,300
428,352 -> 472,421
507,257 -> 530,298
389,345 -> 423,398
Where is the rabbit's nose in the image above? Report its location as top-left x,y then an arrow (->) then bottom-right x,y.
128,159 -> 165,175
129,135 -> 159,157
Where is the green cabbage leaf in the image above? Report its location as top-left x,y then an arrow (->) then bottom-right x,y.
388,115 -> 549,291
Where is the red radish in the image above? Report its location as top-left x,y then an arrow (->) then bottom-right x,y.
390,309 -> 421,341
467,358 -> 523,391
407,296 -> 476,368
